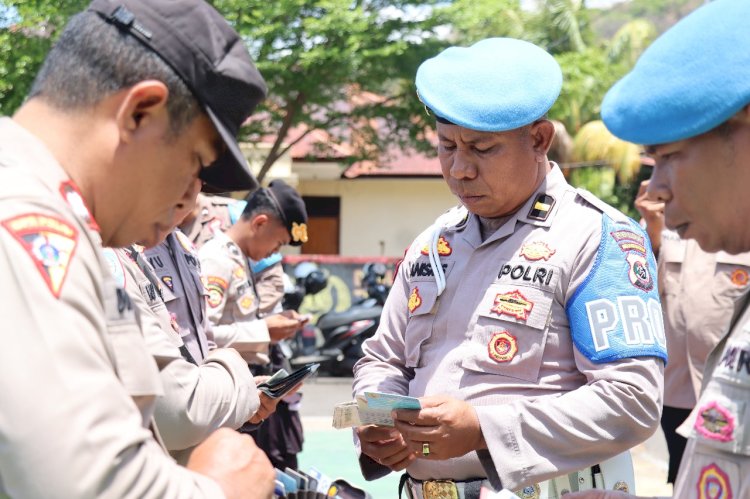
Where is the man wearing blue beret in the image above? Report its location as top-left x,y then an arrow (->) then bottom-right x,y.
567,0 -> 750,498
352,37 -> 666,498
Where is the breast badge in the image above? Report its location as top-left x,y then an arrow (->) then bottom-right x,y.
519,241 -> 555,261
408,287 -> 422,313
2,213 -> 79,298
239,294 -> 254,313
206,276 -> 228,308
730,268 -> 749,287
697,463 -> 732,499
491,290 -> 534,321
515,483 -> 540,499
488,331 -> 518,363
421,236 -> 452,256
695,401 -> 735,442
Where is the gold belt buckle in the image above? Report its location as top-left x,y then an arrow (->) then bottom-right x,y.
422,480 -> 460,499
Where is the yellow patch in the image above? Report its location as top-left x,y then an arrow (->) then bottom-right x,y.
2,213 -> 78,298
408,287 -> 422,313
421,236 -> 452,256
291,222 -> 308,243
491,290 -> 534,321
422,481 -> 459,499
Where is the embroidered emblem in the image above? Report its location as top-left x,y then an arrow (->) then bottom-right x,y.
421,236 -> 452,256
162,275 -> 174,291
515,484 -> 541,499
206,276 -> 228,308
610,229 -> 647,254
233,266 -> 246,280
730,269 -> 749,287
408,287 -> 423,313
291,222 -> 308,244
422,480 -> 459,499
60,181 -> 99,232
239,295 -> 254,312
697,463 -> 732,499
614,481 -> 629,493
2,213 -> 79,298
695,401 -> 735,442
527,194 -> 555,221
102,249 -> 126,288
519,241 -> 556,261
491,290 -> 534,320
626,253 -> 654,291
488,331 -> 518,363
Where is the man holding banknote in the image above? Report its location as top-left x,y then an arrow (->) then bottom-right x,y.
352,37 -> 665,499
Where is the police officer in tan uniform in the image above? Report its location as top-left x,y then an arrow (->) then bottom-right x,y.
0,0 -> 275,496
568,0 -> 750,498
635,180 -> 750,485
352,38 -> 666,498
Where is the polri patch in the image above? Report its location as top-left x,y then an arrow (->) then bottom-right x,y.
695,401 -> 735,442
697,463 -> 732,499
626,253 -> 654,291
420,236 -> 452,256
519,241 -> 555,261
488,331 -> 518,363
408,287 -> 422,313
491,289 -> 534,321
527,194 -> 555,221
2,213 -> 78,298
730,268 -> 749,287
206,276 -> 228,308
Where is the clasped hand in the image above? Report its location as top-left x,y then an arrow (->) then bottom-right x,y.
356,395 -> 485,470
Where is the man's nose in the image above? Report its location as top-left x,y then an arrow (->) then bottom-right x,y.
449,150 -> 478,180
646,165 -> 671,203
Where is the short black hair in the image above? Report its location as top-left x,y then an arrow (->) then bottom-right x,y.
240,187 -> 283,223
29,11 -> 199,135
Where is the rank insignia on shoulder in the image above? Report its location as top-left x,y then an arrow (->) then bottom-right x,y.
420,236 -> 452,257
2,213 -> 79,298
491,289 -> 534,321
519,241 -> 556,261
697,463 -> 732,499
527,194 -> 555,221
731,268 -> 749,287
162,275 -> 174,291
488,331 -> 518,363
408,287 -> 422,313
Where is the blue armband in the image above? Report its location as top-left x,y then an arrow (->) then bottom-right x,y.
566,216 -> 667,363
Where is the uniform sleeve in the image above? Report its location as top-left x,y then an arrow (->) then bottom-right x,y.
199,245 -> 270,353
352,248 -> 416,480
0,206 -> 224,498
113,249 -> 261,453
475,218 -> 665,490
253,260 -> 285,315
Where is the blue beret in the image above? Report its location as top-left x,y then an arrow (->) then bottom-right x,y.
602,0 -> 750,145
416,38 -> 562,132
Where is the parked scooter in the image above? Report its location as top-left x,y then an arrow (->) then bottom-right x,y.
289,263 -> 390,376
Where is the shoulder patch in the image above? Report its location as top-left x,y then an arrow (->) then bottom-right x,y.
206,275 -> 228,308
2,213 -> 79,298
566,215 -> 666,363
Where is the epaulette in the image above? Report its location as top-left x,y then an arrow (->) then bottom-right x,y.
575,188 -> 631,224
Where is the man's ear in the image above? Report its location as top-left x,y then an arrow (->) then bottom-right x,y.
115,80 -> 170,144
250,213 -> 270,231
529,119 -> 556,158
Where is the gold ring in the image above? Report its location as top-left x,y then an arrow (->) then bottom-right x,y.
422,442 -> 430,457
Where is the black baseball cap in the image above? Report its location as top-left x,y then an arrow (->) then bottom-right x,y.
88,0 -> 267,192
266,180 -> 309,247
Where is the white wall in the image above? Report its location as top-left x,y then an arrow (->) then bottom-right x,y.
299,178 -> 457,257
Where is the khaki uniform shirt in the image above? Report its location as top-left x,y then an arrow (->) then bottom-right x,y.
254,260 -> 285,316
103,243 -> 260,460
659,230 -> 750,408
199,231 -> 270,363
353,166 -> 665,491
0,118 -> 223,496
182,194 -> 242,249
673,295 -> 750,498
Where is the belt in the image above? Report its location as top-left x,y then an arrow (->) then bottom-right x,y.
402,476 -> 487,499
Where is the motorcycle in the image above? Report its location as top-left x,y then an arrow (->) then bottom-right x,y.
289,263 -> 390,376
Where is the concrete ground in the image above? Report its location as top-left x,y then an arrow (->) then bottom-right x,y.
297,376 -> 673,498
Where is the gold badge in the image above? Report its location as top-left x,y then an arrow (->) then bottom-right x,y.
422,480 -> 459,499
488,331 -> 518,363
731,268 -> 749,287
613,481 -> 629,493
408,287 -> 422,313
239,295 -> 254,312
515,484 -> 541,499
519,241 -> 556,261
291,222 -> 308,243
421,236 -> 452,256
491,290 -> 534,321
